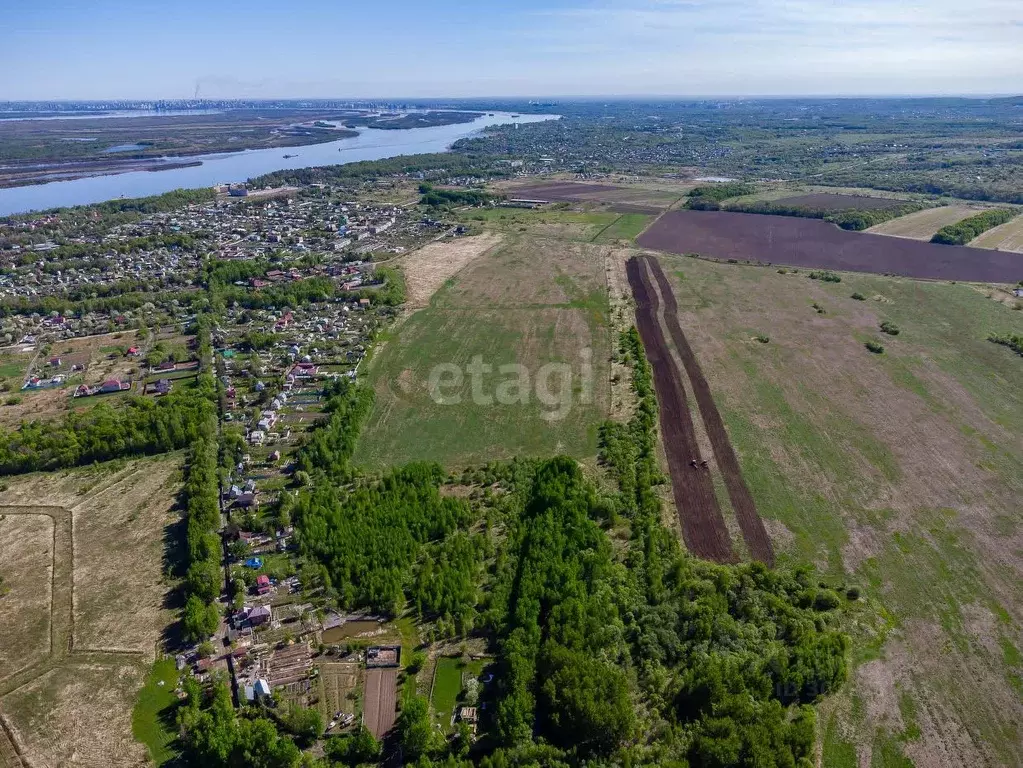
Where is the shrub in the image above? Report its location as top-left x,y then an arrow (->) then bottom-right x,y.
809,270 -> 841,283
755,335 -> 770,344
812,302 -> 826,314
850,292 -> 866,301
846,586 -> 861,600
880,320 -> 900,335
4,396 -> 21,406
865,341 -> 885,354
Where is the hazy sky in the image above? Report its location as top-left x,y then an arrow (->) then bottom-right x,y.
4,0 -> 1022,99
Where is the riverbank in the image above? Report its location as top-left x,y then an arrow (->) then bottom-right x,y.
0,112 -> 558,216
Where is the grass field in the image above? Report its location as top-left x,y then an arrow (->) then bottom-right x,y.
867,205 -> 982,239
0,455 -> 181,767
430,657 -> 463,732
968,215 -> 1023,253
459,208 -> 621,241
131,657 -> 182,766
355,234 -> 613,469
657,255 -> 1023,767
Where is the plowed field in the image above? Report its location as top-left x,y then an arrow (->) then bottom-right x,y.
643,256 -> 774,565
626,257 -> 734,562
637,210 -> 1023,282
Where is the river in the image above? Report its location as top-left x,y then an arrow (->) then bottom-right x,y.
0,112 -> 558,216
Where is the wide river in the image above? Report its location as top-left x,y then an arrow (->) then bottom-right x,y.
0,112 -> 558,216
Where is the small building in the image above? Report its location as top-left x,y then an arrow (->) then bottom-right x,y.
155,378 -> 172,394
244,557 -> 264,569
100,379 -> 125,394
237,492 -> 257,509
249,603 -> 272,623
256,575 -> 272,596
254,678 -> 271,698
1013,287 -> 1023,298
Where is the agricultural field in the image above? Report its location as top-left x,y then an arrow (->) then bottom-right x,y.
355,234 -> 613,469
503,181 -> 682,213
867,205 -> 982,240
458,207 -> 624,241
968,215 -> 1023,253
0,456 -> 181,768
653,255 -> 1023,766
362,668 -> 398,740
768,193 -> 908,211
317,661 -> 362,727
638,210 -> 1023,282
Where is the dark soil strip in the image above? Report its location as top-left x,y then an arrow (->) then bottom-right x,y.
626,257 -> 735,562
643,256 -> 776,565
636,209 -> 1023,282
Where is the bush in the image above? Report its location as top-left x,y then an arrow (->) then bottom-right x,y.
846,586 -> 861,600
812,302 -> 826,314
988,332 -> 1023,356
850,292 -> 866,301
865,341 -> 885,354
4,396 -> 21,406
809,270 -> 841,283
880,320 -> 900,336
755,334 -> 770,344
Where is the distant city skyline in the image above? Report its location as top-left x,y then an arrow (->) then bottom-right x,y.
4,0 -> 1021,100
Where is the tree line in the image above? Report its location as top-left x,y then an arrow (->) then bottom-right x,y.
931,208 -> 1017,244
724,198 -> 926,231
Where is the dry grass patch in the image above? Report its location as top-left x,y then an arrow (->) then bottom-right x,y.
402,233 -> 504,308
0,514 -> 52,676
867,205 -> 982,239
0,456 -> 181,655
2,660 -> 149,768
968,214 -> 1023,253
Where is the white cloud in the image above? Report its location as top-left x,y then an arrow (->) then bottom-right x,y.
517,0 -> 1023,94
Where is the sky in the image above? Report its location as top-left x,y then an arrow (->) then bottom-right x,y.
3,0 -> 1022,100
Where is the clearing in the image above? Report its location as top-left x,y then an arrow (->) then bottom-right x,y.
356,235 -> 612,469
867,205 -> 982,239
654,254 -> 1023,766
969,215 -> 1023,253
0,455 -> 181,767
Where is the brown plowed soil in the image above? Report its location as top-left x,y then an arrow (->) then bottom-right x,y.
363,667 -> 397,739
626,257 -> 735,562
770,193 -> 909,211
637,210 -> 1023,282
510,182 -> 673,214
643,256 -> 775,565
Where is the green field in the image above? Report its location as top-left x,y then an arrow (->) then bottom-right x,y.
131,657 -> 181,766
458,207 -> 652,245
355,234 -> 612,469
658,256 -> 1023,766
430,657 -> 463,732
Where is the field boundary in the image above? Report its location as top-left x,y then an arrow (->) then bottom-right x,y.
643,256 -> 775,564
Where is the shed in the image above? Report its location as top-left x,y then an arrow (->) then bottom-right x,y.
244,557 -> 264,569
254,679 -> 271,698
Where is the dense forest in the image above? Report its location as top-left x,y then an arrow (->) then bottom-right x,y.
277,327 -> 850,767
0,386 -> 214,475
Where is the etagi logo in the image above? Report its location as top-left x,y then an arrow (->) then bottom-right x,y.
427,348 -> 593,422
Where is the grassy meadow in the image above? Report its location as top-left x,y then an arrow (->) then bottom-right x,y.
355,234 -> 613,469
658,254 -> 1023,767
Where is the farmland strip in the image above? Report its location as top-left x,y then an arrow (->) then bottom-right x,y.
636,209 -> 1023,282
644,256 -> 775,565
626,257 -> 735,562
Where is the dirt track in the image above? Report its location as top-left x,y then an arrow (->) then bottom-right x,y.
643,256 -> 775,565
626,258 -> 735,562
637,210 -> 1023,282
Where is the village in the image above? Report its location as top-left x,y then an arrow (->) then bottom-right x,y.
0,179 -> 493,755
